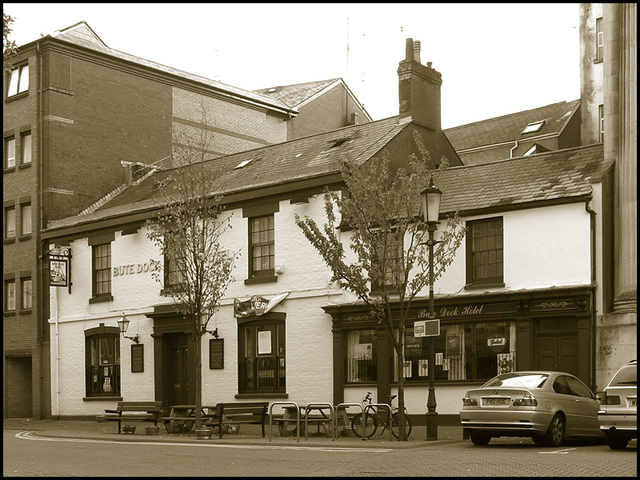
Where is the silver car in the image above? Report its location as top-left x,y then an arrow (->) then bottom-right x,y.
598,359 -> 637,449
460,371 -> 603,446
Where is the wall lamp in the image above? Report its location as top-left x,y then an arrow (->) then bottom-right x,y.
117,313 -> 140,344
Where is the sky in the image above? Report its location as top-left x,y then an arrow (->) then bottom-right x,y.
4,3 -> 581,128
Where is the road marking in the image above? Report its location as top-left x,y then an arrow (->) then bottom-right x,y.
538,447 -> 577,454
15,431 -> 392,453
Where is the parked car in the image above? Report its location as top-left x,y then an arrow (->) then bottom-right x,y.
598,359 -> 637,449
460,371 -> 603,446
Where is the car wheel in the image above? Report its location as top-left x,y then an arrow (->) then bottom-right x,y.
606,431 -> 629,450
543,413 -> 565,447
469,432 -> 491,446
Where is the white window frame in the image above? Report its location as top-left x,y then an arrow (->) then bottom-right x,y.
7,63 -> 29,97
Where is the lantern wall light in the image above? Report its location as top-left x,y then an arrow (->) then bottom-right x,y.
117,313 -> 140,344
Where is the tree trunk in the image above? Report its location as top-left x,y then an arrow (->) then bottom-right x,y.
194,330 -> 202,430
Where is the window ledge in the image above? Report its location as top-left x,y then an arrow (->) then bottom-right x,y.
244,275 -> 278,285
3,310 -> 16,316
89,295 -> 113,304
19,308 -> 32,315
464,282 -> 505,290
3,167 -> 16,174
19,234 -> 32,242
593,58 -> 603,64
4,91 -> 29,103
160,286 -> 186,296
3,238 -> 16,245
18,163 -> 32,170
235,392 -> 288,399
83,396 -> 123,402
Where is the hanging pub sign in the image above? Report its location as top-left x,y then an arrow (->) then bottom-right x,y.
49,247 -> 71,290
234,293 -> 289,318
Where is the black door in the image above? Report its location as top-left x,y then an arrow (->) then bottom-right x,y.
168,333 -> 192,406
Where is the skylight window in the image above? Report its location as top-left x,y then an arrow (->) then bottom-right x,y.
234,159 -> 253,169
329,138 -> 350,148
523,145 -> 538,156
521,121 -> 545,134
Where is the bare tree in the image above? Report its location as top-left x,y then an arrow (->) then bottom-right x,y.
145,105 -> 237,430
295,132 -> 465,440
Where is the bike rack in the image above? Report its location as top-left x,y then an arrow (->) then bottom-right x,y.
333,402 -> 363,441
364,402 -> 394,440
303,402 -> 335,441
268,401 -> 300,443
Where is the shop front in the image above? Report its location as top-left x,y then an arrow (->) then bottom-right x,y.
325,286 -> 594,422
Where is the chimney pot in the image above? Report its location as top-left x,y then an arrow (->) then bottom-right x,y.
413,40 -> 421,64
405,38 -> 414,61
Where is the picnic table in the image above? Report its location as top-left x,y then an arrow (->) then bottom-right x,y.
161,405 -> 217,434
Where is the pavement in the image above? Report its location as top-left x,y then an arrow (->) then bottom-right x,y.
3,417 -> 466,449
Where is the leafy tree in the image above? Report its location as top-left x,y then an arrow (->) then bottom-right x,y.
3,12 -> 18,69
295,131 -> 465,440
145,106 -> 237,430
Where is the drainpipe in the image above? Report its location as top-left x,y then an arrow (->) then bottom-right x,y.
509,141 -> 518,158
585,199 -> 597,391
53,273 -> 60,417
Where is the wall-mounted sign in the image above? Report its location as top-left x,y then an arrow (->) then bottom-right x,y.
487,337 -> 506,347
130,344 -> 144,373
113,259 -> 161,277
414,319 -> 440,337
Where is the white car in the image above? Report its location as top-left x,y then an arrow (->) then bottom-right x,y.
598,360 -> 637,449
461,371 -> 603,446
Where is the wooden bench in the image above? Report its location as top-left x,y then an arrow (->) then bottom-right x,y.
204,402 -> 269,438
103,401 -> 163,434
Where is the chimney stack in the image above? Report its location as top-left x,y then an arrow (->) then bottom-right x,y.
397,38 -> 442,131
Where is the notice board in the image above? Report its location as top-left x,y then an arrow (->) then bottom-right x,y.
209,339 -> 224,369
131,344 -> 144,372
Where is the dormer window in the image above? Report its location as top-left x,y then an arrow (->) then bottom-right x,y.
521,121 -> 544,134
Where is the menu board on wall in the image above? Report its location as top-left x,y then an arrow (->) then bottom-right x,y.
209,339 -> 224,369
131,344 -> 144,372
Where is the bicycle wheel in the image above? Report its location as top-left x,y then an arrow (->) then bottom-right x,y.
351,412 -> 377,438
390,412 -> 412,439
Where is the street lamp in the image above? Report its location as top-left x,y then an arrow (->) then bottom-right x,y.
117,313 -> 140,344
421,177 -> 442,441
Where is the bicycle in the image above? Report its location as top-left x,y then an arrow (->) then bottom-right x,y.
351,391 -> 412,439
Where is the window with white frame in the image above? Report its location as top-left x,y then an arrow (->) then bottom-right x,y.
21,132 -> 31,165
7,63 -> 29,97
5,206 -> 16,239
21,277 -> 32,310
5,279 -> 16,312
596,17 -> 604,62
5,137 -> 16,169
598,104 -> 604,143
20,203 -> 31,236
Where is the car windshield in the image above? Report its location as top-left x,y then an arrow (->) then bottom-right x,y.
610,365 -> 637,386
484,373 -> 549,388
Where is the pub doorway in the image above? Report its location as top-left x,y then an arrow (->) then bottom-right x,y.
535,317 -> 578,376
166,332 -> 195,406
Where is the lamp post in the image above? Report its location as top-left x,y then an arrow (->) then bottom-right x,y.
421,177 -> 442,441
118,313 -> 140,344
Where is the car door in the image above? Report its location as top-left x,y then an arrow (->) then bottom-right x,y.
552,375 -> 581,436
566,375 -> 600,436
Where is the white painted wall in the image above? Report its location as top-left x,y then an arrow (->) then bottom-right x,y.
50,192 -> 597,416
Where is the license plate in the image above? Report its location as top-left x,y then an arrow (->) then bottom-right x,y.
483,397 -> 509,406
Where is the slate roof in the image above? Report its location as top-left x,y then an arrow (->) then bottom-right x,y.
45,21 -> 292,114
443,100 -> 581,151
44,112 -> 609,234
437,143 -> 610,215
254,78 -> 342,108
44,117 -> 409,230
